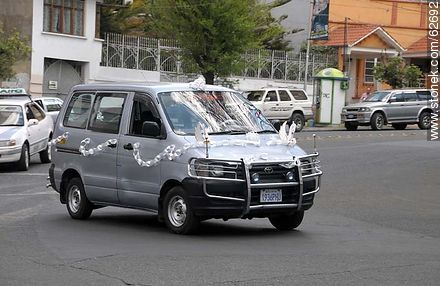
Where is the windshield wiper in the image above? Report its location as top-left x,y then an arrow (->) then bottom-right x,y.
209,130 -> 247,135
256,130 -> 277,134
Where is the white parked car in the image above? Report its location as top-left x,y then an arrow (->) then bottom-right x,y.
246,88 -> 313,131
34,97 -> 64,123
0,97 -> 54,170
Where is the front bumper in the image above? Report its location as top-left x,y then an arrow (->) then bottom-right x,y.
185,154 -> 322,218
341,111 -> 372,124
0,146 -> 22,163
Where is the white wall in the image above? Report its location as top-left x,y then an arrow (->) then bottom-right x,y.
93,67 -> 161,83
30,0 -> 103,96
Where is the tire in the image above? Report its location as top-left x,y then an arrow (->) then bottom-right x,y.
39,135 -> 52,163
392,123 -> 407,130
371,112 -> 385,130
289,113 -> 305,132
418,111 -> 431,130
269,211 -> 304,231
345,122 -> 358,131
17,143 -> 30,171
66,177 -> 93,220
163,186 -> 199,234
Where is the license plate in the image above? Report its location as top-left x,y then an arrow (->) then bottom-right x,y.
347,114 -> 355,119
260,189 -> 282,203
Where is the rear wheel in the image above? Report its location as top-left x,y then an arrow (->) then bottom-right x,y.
17,143 -> 30,171
66,177 -> 93,219
289,113 -> 305,132
39,135 -> 52,163
418,111 -> 431,130
371,112 -> 385,130
163,186 -> 199,234
392,123 -> 407,130
268,211 -> 304,231
345,122 -> 358,131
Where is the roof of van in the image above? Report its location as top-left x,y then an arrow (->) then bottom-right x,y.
71,82 -> 236,94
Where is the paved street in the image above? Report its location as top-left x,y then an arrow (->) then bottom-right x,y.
0,129 -> 439,286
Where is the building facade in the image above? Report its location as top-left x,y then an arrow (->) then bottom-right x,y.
1,0 -> 159,98
317,0 -> 430,103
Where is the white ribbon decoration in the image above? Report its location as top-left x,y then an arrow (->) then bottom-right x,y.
48,132 -> 69,146
132,142 -> 192,167
79,138 -> 118,157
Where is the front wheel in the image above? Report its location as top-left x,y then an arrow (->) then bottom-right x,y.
289,113 -> 305,132
269,211 -> 304,231
418,111 -> 431,130
163,186 -> 199,234
371,113 -> 385,130
17,143 -> 30,171
66,177 -> 93,219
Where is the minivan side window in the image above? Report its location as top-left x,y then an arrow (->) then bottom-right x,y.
279,90 -> 292,101
64,92 -> 95,129
129,95 -> 162,137
88,92 -> 125,134
290,90 -> 308,100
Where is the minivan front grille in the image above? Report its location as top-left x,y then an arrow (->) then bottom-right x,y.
249,164 -> 296,184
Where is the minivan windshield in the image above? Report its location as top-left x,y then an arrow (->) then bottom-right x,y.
364,91 -> 391,102
0,105 -> 24,126
159,91 -> 276,135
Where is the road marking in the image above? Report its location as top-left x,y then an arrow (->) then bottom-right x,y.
0,172 -> 47,176
0,191 -> 55,197
0,205 -> 43,222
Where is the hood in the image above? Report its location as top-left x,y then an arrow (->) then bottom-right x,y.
182,133 -> 307,163
345,101 -> 385,108
0,126 -> 22,140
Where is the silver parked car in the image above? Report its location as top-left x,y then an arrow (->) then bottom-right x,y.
48,83 -> 322,234
341,89 -> 433,131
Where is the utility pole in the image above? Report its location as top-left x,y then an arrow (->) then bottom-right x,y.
343,17 -> 348,75
304,0 -> 314,91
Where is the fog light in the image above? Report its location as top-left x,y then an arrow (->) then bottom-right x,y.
251,173 -> 260,183
285,171 -> 295,181
8,139 -> 16,146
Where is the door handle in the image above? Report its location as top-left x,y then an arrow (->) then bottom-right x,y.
123,143 -> 133,150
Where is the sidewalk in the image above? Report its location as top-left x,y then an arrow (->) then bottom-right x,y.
301,125 -> 421,132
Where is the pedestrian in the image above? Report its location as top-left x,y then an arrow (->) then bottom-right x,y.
360,88 -> 371,101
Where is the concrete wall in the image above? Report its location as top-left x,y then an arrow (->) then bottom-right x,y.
93,67 -> 161,83
30,0 -> 103,96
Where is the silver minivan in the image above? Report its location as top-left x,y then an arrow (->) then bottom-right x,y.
49,83 -> 322,234
341,89 -> 433,131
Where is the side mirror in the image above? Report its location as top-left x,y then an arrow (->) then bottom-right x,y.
264,96 -> 271,102
388,96 -> 397,103
28,119 -> 39,126
142,121 -> 160,137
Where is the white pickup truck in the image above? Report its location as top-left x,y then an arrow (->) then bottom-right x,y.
246,88 -> 313,131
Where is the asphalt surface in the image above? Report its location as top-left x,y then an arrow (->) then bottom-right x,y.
1,128 -> 439,285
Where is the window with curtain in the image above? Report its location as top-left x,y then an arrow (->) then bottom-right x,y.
43,0 -> 85,36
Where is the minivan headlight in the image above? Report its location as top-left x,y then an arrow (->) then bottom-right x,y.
189,159 -> 242,180
359,107 -> 371,112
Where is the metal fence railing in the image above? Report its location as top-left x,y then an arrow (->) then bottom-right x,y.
101,33 -> 338,83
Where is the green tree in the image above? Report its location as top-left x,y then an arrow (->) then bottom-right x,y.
148,0 -> 291,84
0,24 -> 31,81
373,57 -> 423,88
